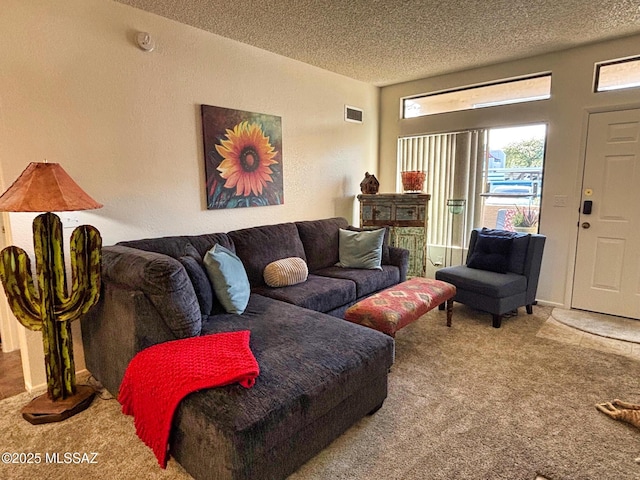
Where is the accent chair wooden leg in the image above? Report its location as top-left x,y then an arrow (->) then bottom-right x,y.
446,299 -> 453,327
492,314 -> 502,328
526,304 -> 533,314
438,302 -> 445,311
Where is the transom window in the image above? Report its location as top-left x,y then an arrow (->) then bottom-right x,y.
402,74 -> 551,119
595,56 -> 640,92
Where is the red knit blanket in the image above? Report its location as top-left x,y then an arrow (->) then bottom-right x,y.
118,330 -> 259,468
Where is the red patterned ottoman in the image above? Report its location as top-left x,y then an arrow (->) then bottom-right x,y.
344,277 -> 456,337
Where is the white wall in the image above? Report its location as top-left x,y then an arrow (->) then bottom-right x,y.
0,0 -> 379,391
379,34 -> 640,309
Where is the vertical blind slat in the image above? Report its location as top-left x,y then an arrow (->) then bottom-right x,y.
398,130 -> 486,248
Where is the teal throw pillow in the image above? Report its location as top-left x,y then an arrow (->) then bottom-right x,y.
336,228 -> 385,270
203,244 -> 250,314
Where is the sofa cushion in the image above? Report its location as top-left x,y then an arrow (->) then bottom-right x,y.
178,255 -> 215,316
347,225 -> 391,264
263,257 -> 308,287
253,274 -> 356,312
478,228 -> 531,275
295,217 -> 349,271
314,265 -> 400,298
229,223 -> 307,287
203,244 -> 251,314
436,265 -> 527,298
467,233 -> 513,274
118,232 -> 235,259
337,228 -> 385,270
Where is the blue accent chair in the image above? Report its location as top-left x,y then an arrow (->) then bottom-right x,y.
436,228 -> 546,328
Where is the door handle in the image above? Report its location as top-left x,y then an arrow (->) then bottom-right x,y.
581,222 -> 591,229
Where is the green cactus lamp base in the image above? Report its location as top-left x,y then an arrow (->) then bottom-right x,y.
0,162 -> 103,425
21,385 -> 96,425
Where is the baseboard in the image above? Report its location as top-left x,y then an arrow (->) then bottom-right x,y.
534,299 -> 564,309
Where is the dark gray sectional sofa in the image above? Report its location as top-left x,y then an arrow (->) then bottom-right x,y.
81,217 -> 409,480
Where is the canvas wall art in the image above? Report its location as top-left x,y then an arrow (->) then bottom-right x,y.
201,105 -> 283,209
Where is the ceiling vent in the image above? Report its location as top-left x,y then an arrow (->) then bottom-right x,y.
345,105 -> 363,124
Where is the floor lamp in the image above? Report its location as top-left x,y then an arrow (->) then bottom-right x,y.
0,162 -> 102,424
446,199 -> 466,267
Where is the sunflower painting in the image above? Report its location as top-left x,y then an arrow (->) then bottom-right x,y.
201,105 -> 283,209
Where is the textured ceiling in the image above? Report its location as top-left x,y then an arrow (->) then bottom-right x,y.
115,0 -> 640,86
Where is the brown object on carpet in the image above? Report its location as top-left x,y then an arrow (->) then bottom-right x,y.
596,399 -> 640,429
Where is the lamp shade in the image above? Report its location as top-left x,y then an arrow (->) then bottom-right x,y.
0,162 -> 102,212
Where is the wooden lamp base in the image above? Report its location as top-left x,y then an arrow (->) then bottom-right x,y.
21,385 -> 95,425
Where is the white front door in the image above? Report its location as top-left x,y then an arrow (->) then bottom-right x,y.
572,108 -> 640,319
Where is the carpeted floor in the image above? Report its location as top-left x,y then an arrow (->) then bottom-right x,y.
1,305 -> 639,480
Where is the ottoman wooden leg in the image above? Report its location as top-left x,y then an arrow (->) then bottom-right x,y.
446,298 -> 453,327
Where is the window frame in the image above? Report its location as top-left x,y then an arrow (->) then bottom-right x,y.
594,55 -> 640,93
401,72 -> 552,119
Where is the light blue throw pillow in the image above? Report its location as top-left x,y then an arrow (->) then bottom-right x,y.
336,228 -> 385,270
203,244 -> 250,314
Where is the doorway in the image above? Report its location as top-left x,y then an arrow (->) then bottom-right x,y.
0,178 -> 25,397
572,108 -> 640,319
0,213 -> 20,352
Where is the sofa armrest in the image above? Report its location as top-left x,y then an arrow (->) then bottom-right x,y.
81,284 -> 179,395
386,245 -> 410,282
81,245 -> 202,394
523,234 -> 546,304
101,245 -> 202,338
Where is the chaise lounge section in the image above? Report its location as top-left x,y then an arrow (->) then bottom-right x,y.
81,217 -> 407,480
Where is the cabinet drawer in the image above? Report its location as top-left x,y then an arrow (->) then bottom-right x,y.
371,204 -> 392,221
395,205 -> 419,221
374,204 -> 392,221
361,205 -> 374,222
361,204 -> 392,225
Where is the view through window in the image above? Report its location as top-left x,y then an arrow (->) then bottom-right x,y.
482,124 -> 546,234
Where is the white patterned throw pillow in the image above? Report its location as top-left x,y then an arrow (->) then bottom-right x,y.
263,257 -> 308,287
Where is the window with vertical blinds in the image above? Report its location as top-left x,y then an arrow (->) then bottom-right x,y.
397,130 -> 487,248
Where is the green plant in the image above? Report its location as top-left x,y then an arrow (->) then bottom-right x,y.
513,204 -> 539,228
0,212 -> 101,401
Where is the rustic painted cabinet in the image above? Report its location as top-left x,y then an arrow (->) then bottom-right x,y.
357,193 -> 430,277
